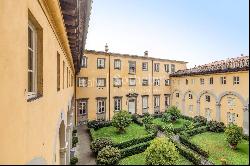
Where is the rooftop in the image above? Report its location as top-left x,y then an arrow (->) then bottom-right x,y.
84,49 -> 188,64
170,55 -> 249,77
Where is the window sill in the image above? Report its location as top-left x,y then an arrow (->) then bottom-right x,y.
128,72 -> 136,75
96,112 -> 105,115
27,94 -> 43,102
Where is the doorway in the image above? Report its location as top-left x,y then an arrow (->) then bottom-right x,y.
128,99 -> 136,114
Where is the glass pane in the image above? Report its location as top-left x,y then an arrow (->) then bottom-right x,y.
28,71 -> 33,92
28,27 -> 33,49
28,49 -> 33,70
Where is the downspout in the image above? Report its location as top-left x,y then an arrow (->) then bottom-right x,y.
152,60 -> 154,114
108,52 -> 111,121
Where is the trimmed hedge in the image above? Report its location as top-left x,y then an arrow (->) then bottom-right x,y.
175,143 -> 202,165
113,133 -> 156,149
242,134 -> 249,141
179,135 -> 209,158
183,126 -> 208,137
206,120 -> 225,132
87,120 -> 112,130
180,115 -> 195,122
120,141 -> 151,158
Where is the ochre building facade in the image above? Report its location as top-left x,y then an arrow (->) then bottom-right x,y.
76,49 -> 187,124
170,56 -> 249,134
0,0 -> 91,164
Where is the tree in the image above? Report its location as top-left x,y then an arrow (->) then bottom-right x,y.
145,137 -> 179,165
90,138 -> 113,154
112,110 -> 132,133
225,123 -> 243,149
163,106 -> 181,122
96,146 -> 121,165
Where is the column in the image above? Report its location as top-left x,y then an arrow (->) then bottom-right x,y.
197,100 -> 200,116
216,103 -> 221,122
243,106 -> 249,135
182,99 -> 185,115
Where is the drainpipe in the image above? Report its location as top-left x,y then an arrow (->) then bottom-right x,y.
108,52 -> 111,121
152,60 -> 154,114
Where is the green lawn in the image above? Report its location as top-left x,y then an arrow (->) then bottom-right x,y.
190,132 -> 249,165
90,123 -> 149,143
118,152 -> 192,165
152,118 -> 190,128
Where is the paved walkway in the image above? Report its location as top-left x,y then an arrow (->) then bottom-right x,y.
76,125 -> 96,165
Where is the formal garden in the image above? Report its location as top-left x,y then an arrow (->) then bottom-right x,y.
75,106 -> 249,165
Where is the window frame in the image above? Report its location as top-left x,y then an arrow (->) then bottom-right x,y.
171,64 -> 175,73
81,56 -> 87,68
154,63 -> 160,72
200,78 -> 205,85
114,97 -> 122,112
113,78 -> 122,87
233,76 -> 240,85
97,78 -> 106,87
142,62 -> 148,71
205,95 -> 211,102
97,99 -> 106,114
78,77 -> 88,87
129,78 -> 136,86
154,79 -> 160,86
142,79 -> 149,86
78,99 -> 88,115
209,77 -> 214,85
165,79 -> 171,86
97,58 -> 105,69
129,61 -> 136,74
165,64 -> 170,73
114,59 -> 121,70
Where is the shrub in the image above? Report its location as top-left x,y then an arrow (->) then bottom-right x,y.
70,157 -> 78,165
90,138 -> 114,154
120,141 -> 151,158
163,123 -> 174,136
87,120 -> 112,130
131,114 -> 144,126
72,136 -> 78,147
183,126 -> 208,137
183,121 -> 195,131
179,135 -> 209,158
162,112 -> 172,123
180,115 -> 195,121
145,137 -> 179,165
145,123 -> 158,135
225,123 -> 243,149
73,129 -> 77,134
242,134 -> 249,141
194,116 -> 207,125
207,120 -> 225,132
164,106 -> 181,122
96,146 -> 121,165
142,114 -> 154,125
112,111 -> 132,133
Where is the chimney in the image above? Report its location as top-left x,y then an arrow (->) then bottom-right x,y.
105,43 -> 109,53
144,51 -> 148,57
241,53 -> 244,56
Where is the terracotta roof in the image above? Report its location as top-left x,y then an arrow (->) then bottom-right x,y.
170,55 -> 249,77
84,50 -> 188,64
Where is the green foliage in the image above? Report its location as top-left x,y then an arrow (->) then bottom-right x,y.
87,120 -> 112,130
90,138 -> 114,153
112,111 -> 132,133
183,121 -> 195,131
145,137 -> 179,165
72,136 -> 78,147
163,123 -> 174,136
70,157 -> 78,165
114,134 -> 155,149
225,123 -> 243,149
182,126 -> 208,137
97,146 -> 121,165
120,141 -> 151,158
207,120 -> 225,132
142,114 -> 154,125
73,129 -> 77,134
163,106 -> 181,122
145,123 -> 158,135
194,116 -> 207,125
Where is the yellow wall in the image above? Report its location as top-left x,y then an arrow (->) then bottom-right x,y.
76,51 -> 187,123
171,71 -> 249,133
0,0 -> 75,164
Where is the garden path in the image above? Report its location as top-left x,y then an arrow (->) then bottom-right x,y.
76,125 -> 96,165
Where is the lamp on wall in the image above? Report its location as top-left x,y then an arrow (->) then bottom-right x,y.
105,43 -> 109,53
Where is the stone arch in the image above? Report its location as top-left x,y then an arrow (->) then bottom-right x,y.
27,157 -> 47,165
182,90 -> 198,117
171,89 -> 182,111
59,120 -> 66,165
182,90 -> 198,101
197,90 -> 218,103
218,91 -> 247,106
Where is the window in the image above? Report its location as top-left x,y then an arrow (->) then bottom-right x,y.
142,62 -> 148,71
176,93 -> 180,98
165,79 -> 170,86
28,22 -> 38,99
78,99 -> 87,115
220,77 -> 226,84
97,78 -> 106,87
209,77 -> 213,85
189,105 -> 193,112
114,97 -> 122,112
171,64 -> 175,73
154,79 -> 160,86
81,56 -> 87,68
113,78 -> 122,87
129,61 -> 136,74
154,63 -> 160,72
97,99 -> 106,114
205,95 -> 211,102
97,58 -> 105,69
233,76 -> 240,85
186,79 -> 189,85
227,112 -> 236,124
227,97 -> 235,108
78,77 -> 88,87
142,96 -> 148,113
165,64 -> 170,73
142,79 -> 149,86
200,78 -> 204,85
57,53 -> 60,91
188,94 -> 193,99
191,79 -> 195,85
114,59 -> 121,69
129,78 -> 136,86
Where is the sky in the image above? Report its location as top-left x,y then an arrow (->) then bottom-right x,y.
85,0 -> 249,68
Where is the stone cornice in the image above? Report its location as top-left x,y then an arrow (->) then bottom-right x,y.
84,50 -> 188,64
